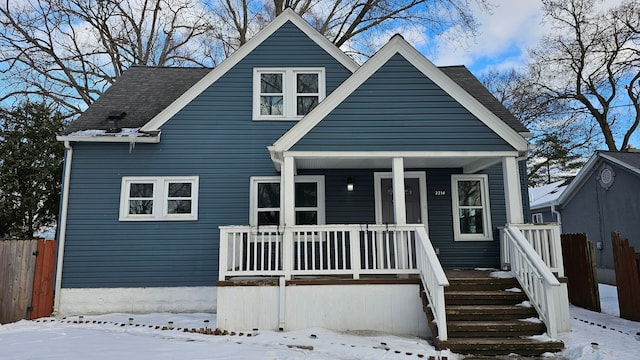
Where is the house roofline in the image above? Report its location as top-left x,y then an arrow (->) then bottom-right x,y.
140,8 -> 359,133
556,151 -> 640,207
56,134 -> 161,143
271,34 -> 530,153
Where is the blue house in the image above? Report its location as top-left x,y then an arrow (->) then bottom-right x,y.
55,10 -> 569,354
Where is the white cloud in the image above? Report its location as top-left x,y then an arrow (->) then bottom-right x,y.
427,0 -> 545,71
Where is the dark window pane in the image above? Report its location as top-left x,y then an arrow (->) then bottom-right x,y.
258,183 -> 280,208
130,183 -> 153,198
297,73 -> 318,93
458,180 -> 482,206
295,182 -> 317,207
258,211 -> 280,226
168,182 -> 191,197
261,73 -> 282,93
296,211 -> 317,225
296,96 -> 318,115
168,200 -> 192,214
459,209 -> 484,234
129,200 -> 153,214
260,96 -> 283,115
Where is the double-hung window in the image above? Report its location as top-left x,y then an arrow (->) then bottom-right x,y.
250,176 -> 325,226
451,174 -> 492,241
120,176 -> 199,221
253,68 -> 325,120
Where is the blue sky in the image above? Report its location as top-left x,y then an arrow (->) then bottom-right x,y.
414,0 -> 640,149
424,0 -> 547,73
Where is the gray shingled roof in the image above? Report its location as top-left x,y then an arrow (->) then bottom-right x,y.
62,66 -> 211,135
62,64 -> 528,135
439,65 -> 529,134
601,151 -> 640,172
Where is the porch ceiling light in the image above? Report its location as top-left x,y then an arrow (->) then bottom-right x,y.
346,176 -> 354,191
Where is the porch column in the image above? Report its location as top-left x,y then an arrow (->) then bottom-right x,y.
281,155 -> 295,280
392,157 -> 407,224
502,156 -> 524,224
281,155 -> 296,226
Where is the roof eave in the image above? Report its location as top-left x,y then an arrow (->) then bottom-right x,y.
56,133 -> 161,143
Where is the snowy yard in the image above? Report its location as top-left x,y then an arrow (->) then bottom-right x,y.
1,285 -> 638,359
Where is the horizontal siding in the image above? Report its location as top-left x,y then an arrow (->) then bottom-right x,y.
292,54 -> 515,152
61,22 -> 353,288
426,165 -> 506,269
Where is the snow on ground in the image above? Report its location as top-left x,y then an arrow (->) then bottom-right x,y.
1,285 -> 638,359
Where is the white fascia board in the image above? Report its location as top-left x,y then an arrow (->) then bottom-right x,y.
273,35 -> 530,152
56,135 -> 160,143
140,9 -> 358,133
283,150 -> 518,158
556,153 -> 600,206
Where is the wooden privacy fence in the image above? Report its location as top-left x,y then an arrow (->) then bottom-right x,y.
560,233 -> 600,312
611,232 -> 640,321
0,239 -> 56,324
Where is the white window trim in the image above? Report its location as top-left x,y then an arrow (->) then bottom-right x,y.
451,174 -> 493,241
249,175 -> 325,226
532,213 -> 544,224
252,68 -> 326,121
119,176 -> 199,221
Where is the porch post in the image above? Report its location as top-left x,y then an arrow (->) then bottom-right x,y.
281,155 -> 296,226
281,155 -> 296,280
392,157 -> 407,225
502,156 -> 524,224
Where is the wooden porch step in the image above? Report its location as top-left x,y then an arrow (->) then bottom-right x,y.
446,304 -> 537,320
446,278 -> 519,291
445,290 -> 528,305
447,320 -> 546,337
436,337 -> 565,356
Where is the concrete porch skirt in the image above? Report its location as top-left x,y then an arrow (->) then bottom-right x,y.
216,279 -> 430,337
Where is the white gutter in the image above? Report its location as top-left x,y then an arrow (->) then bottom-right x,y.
53,140 -> 73,315
551,204 -> 562,225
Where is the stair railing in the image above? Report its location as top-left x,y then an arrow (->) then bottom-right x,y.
502,225 -> 570,337
415,227 -> 449,341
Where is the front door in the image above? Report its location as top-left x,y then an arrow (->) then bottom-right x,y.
374,172 -> 428,226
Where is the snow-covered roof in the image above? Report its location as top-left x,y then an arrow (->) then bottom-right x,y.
529,180 -> 568,210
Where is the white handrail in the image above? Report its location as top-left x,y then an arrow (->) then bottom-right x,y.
507,224 -> 564,277
503,225 -> 570,337
415,227 -> 449,341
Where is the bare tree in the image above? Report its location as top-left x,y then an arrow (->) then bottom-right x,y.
214,0 -> 490,59
526,0 -> 640,151
1,0 -> 489,115
481,69 -> 590,185
0,0 -> 220,115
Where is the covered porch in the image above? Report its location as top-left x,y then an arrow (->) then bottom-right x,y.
217,152 -> 570,340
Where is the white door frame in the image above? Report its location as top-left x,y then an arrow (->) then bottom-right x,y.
373,171 -> 429,229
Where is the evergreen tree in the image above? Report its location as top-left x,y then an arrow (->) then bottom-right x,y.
0,102 -> 66,238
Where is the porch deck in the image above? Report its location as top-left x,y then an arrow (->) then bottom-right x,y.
217,223 -> 569,345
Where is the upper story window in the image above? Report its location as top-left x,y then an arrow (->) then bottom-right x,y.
253,68 -> 325,120
532,213 -> 544,224
451,174 -> 492,241
250,175 -> 325,226
119,176 -> 199,221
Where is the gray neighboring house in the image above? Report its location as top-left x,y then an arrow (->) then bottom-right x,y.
554,150 -> 640,284
529,180 -> 568,224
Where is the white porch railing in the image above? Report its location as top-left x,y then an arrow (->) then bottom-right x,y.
501,225 -> 570,337
501,223 -> 564,276
415,227 -> 450,341
219,224 -> 424,280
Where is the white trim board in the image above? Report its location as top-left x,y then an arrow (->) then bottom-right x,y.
57,287 -> 217,316
140,8 -> 358,132
272,35 -> 530,153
